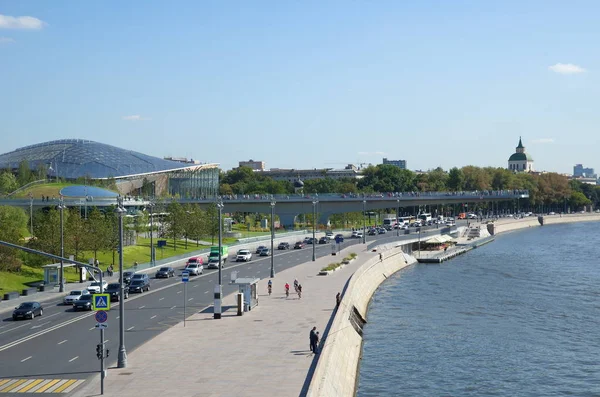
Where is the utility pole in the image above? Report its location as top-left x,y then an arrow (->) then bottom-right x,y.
396,199 -> 400,237
270,198 -> 276,278
214,198 -> 224,319
148,201 -> 155,265
312,200 -> 317,261
362,199 -> 367,244
115,197 -> 128,368
58,196 -> 66,293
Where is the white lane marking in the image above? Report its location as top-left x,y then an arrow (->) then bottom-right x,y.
193,285 -> 199,288
188,298 -> 194,301
105,340 -> 110,343
58,339 -> 68,345
69,356 -> 79,362
177,291 -> 182,294
42,312 -> 61,319
127,326 -> 135,331
204,291 -> 209,294
150,315 -> 157,319
89,327 -> 95,331
31,321 -> 51,329
138,306 -> 146,309
170,306 -> 176,309
0,323 -> 28,336
159,297 -> 165,301
21,356 -> 32,362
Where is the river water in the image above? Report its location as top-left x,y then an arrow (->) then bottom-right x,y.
356,222 -> 600,397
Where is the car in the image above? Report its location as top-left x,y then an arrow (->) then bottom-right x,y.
294,241 -> 306,249
105,282 -> 129,301
548,212 -> 556,215
73,294 -> 94,311
255,246 -> 267,254
368,229 -> 377,236
132,273 -> 150,282
185,263 -> 203,276
186,256 -> 203,267
155,267 -> 175,278
335,234 -> 344,240
87,280 -> 108,294
378,228 -> 387,234
236,249 -> 252,262
356,231 -> 364,238
325,231 -> 334,239
259,248 -> 271,256
351,231 -> 360,238
278,242 -> 290,250
445,221 -> 456,227
63,289 -> 90,305
318,237 -> 329,244
305,238 -> 317,245
207,258 -> 224,269
122,271 -> 135,285
129,278 -> 150,293
13,302 -> 43,320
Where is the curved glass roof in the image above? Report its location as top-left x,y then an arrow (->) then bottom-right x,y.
60,185 -> 119,198
0,139 -> 191,179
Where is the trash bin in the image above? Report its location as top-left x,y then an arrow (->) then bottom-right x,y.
38,284 -> 45,292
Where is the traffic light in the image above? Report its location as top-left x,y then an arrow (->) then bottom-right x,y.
96,344 -> 102,360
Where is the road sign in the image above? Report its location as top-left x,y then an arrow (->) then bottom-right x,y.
182,271 -> 189,283
95,310 -> 108,323
95,323 -> 108,329
92,294 -> 110,311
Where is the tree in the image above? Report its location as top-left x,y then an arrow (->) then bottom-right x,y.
425,167 -> 449,191
65,208 -> 86,262
84,208 -> 109,262
0,171 -> 18,195
462,166 -> 491,191
358,165 -> 416,192
166,202 -> 186,249
17,160 -> 33,186
569,191 -> 591,211
31,208 -> 63,257
0,206 -> 27,271
203,203 -> 219,244
447,167 -> 464,191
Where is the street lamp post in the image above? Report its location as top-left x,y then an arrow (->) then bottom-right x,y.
270,198 -> 276,278
148,202 -> 155,265
418,228 -> 421,258
312,200 -> 317,262
396,199 -> 400,237
58,196 -> 66,293
214,198 -> 224,319
29,194 -> 34,237
362,199 -> 366,244
115,197 -> 128,368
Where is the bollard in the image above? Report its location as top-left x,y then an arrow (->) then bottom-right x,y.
237,293 -> 244,316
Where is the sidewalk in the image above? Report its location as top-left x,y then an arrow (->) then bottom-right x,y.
73,245 -> 376,397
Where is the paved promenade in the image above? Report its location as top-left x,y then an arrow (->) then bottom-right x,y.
73,245 -> 376,397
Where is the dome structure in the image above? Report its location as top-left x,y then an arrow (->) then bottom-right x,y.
0,139 -> 190,179
508,152 -> 534,162
507,137 -> 534,172
293,179 -> 305,188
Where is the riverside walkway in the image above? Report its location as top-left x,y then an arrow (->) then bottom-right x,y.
72,245 -> 378,397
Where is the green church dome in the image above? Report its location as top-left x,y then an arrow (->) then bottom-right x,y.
508,152 -> 533,162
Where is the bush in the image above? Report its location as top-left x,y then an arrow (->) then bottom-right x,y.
321,262 -> 342,272
349,252 -> 357,258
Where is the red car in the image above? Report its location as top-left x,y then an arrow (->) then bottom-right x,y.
294,241 -> 306,249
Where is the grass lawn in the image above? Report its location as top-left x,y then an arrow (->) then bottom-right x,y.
0,264 -> 82,294
13,182 -> 77,199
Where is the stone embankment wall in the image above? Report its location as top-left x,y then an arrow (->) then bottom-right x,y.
493,213 -> 600,235
306,246 -> 417,397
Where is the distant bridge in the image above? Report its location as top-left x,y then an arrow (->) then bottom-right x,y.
0,190 -> 529,227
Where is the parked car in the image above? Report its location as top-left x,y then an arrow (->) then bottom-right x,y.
236,249 -> 252,262
105,282 -> 129,302
318,237 -> 329,244
73,294 -> 94,311
185,263 -> 203,276
294,241 -> 306,249
255,246 -> 267,254
63,289 -> 90,305
155,267 -> 175,278
129,278 -> 150,293
87,280 -> 108,294
122,271 -> 135,285
259,248 -> 271,256
13,302 -> 43,320
278,242 -> 290,250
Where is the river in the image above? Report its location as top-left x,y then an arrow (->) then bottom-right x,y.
356,222 -> 600,396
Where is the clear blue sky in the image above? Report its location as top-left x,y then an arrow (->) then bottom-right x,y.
1,0 -> 598,173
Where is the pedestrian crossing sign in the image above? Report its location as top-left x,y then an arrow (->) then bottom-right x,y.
92,294 -> 110,311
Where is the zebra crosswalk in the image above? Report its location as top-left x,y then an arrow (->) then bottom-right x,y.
0,379 -> 84,394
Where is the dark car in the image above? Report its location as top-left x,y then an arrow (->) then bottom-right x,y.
335,234 -> 344,243
318,237 -> 329,244
13,302 -> 43,320
155,267 -> 175,278
105,282 -> 129,302
378,228 -> 387,234
259,248 -> 271,256
122,271 -> 135,285
305,238 -> 316,245
131,274 -> 150,283
73,294 -> 94,311
294,241 -> 306,249
129,279 -> 150,293
368,229 -> 377,236
255,245 -> 267,254
278,242 -> 290,250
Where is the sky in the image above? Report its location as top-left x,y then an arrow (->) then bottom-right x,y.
1,0 -> 598,174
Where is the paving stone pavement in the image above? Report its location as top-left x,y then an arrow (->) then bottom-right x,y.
72,245 -> 376,397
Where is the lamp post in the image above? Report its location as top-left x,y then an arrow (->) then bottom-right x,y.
270,198 -> 276,278
148,202 -> 155,265
214,198 -> 224,319
396,199 -> 400,237
362,199 -> 366,244
418,227 -> 421,258
57,196 -> 66,292
29,194 -> 34,237
115,196 -> 128,368
312,200 -> 317,262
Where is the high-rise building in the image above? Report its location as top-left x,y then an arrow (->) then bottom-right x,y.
238,159 -> 265,171
382,158 -> 407,169
573,164 -> 596,178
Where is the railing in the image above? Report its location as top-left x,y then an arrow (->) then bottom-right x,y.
5,179 -> 48,197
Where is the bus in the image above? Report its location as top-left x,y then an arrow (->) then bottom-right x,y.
418,213 -> 432,223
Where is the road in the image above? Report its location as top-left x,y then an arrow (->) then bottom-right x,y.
0,225 -> 452,392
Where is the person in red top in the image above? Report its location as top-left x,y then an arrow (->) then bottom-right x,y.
284,282 -> 290,297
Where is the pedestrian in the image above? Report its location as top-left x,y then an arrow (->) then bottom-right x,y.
310,327 -> 317,352
314,332 -> 320,354
336,292 -> 341,308
379,253 -> 383,261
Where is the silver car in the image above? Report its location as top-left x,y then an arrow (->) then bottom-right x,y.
185,263 -> 203,276
63,290 -> 90,305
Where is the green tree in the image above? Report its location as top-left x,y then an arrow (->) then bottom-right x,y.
65,208 -> 86,262
203,203 -> 219,244
31,208 -> 63,257
166,202 -> 186,249
447,167 -> 465,191
84,208 -> 110,262
0,206 -> 27,271
569,191 -> 592,211
0,171 -> 18,195
490,168 -> 514,190
17,160 -> 33,186
426,167 -> 449,191
462,166 -> 491,191
358,165 -> 416,192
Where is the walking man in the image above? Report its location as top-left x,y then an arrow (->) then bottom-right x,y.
336,292 -> 341,308
309,327 -> 317,352
314,332 -> 320,354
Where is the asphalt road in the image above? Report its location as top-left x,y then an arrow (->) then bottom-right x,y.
0,224 -> 452,385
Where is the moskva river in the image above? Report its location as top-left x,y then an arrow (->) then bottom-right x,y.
357,222 -> 600,397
